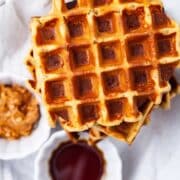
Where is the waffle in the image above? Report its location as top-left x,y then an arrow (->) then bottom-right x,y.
25,49 -> 155,143
93,75 -> 180,144
25,49 -> 179,144
29,0 -> 180,134
25,0 -> 180,143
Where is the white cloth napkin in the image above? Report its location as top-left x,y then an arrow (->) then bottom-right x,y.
0,0 -> 180,180
0,0 -> 51,76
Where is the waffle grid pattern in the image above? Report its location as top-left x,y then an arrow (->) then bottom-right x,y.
30,0 -> 180,132
25,49 -> 179,143
26,0 -> 180,143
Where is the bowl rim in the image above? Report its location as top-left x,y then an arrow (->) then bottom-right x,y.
35,131 -> 122,180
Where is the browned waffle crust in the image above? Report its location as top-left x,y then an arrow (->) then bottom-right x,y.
25,0 -> 180,143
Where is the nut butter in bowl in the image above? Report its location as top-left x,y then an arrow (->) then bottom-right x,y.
0,73 -> 51,160
0,83 -> 40,140
35,131 -> 122,180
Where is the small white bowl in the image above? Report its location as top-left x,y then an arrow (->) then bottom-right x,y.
35,131 -> 122,180
0,73 -> 51,160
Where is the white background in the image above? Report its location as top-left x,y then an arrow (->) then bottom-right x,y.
0,0 -> 180,180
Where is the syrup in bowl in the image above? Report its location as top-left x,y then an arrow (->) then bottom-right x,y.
49,141 -> 105,180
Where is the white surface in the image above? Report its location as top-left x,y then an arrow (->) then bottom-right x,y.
0,0 -> 179,180
35,131 -> 122,180
0,73 -> 51,160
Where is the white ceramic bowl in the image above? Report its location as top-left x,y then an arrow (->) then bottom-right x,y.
0,73 -> 51,160
35,131 -> 122,180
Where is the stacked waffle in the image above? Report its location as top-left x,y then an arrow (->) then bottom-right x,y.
26,0 -> 180,144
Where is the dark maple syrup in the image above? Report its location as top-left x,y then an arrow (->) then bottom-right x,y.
49,141 -> 105,180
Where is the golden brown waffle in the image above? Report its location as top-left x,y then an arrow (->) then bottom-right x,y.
94,75 -> 180,144
29,0 -> 180,134
25,48 -> 179,144
25,49 -> 154,144
89,103 -> 153,144
25,49 -> 153,144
